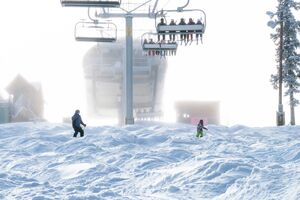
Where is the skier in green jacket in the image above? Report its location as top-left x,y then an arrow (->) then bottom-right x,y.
196,119 -> 207,138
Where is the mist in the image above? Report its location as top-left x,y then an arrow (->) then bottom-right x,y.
0,0 -> 297,126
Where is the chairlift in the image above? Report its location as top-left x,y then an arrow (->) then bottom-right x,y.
141,32 -> 178,56
155,9 -> 206,36
143,43 -> 178,51
61,0 -> 121,8
74,21 -> 117,42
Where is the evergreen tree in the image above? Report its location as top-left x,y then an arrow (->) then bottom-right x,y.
267,0 -> 300,125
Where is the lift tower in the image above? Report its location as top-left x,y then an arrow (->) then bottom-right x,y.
91,0 -> 163,125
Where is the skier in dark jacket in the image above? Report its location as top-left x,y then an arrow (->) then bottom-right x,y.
196,119 -> 207,138
72,109 -> 86,137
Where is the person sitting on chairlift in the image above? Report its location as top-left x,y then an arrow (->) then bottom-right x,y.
168,40 -> 176,56
148,38 -> 155,56
169,19 -> 176,42
187,18 -> 195,43
143,38 -> 148,56
196,19 -> 203,44
178,18 -> 187,44
160,39 -> 167,57
157,18 -> 166,41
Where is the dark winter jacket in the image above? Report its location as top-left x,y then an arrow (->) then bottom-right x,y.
197,124 -> 207,133
188,19 -> 195,33
72,113 -> 85,128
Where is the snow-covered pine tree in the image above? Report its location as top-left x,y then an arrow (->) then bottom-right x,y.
267,0 -> 300,125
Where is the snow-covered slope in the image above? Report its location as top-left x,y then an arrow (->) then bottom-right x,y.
0,122 -> 300,200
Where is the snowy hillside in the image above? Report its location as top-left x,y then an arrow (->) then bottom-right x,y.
0,122 -> 300,200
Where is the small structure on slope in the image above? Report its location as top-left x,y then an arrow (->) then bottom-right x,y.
6,75 -> 44,122
175,101 -> 220,125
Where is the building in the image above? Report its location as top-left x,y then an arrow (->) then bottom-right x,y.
175,101 -> 220,125
0,96 -> 10,124
6,75 -> 44,122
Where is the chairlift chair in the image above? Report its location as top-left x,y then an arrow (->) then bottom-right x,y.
155,9 -> 206,36
74,21 -> 117,43
143,43 -> 178,51
141,32 -> 178,56
61,0 -> 121,8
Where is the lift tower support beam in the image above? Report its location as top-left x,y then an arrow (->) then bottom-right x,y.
95,0 -> 162,125
125,14 -> 134,124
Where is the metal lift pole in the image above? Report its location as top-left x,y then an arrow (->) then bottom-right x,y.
124,14 -> 134,124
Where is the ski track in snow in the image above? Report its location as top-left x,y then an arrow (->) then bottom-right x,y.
0,122 -> 300,199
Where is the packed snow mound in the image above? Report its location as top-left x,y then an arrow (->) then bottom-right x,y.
0,122 -> 300,200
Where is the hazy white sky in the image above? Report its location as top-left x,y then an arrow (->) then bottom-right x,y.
0,0 -> 298,126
